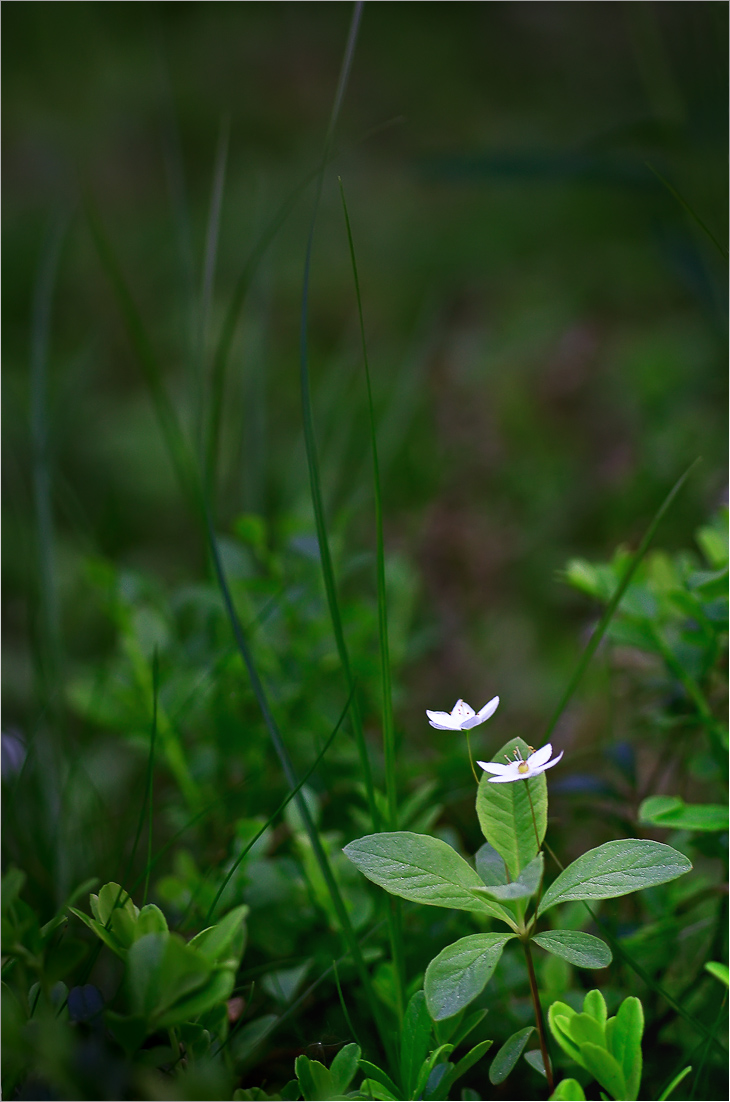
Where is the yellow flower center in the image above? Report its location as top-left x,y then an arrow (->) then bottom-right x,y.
517,761 -> 530,774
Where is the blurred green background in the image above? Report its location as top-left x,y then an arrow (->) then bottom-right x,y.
1,2 -> 727,1095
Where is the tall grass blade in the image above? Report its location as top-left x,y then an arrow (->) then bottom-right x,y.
646,162 -> 728,259
203,683 -> 355,925
542,458 -> 701,743
204,508 -> 390,1055
198,114 -> 230,475
30,217 -> 68,702
339,176 -> 405,1021
297,2 -> 379,830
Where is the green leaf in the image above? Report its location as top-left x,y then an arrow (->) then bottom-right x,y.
489,1027 -> 534,1084
189,904 -> 249,967
413,1043 -> 454,1101
126,932 -> 210,1023
475,842 -> 509,886
578,1043 -> 625,1101
438,1039 -> 493,1097
329,1043 -> 361,1094
357,1080 -> 398,1101
705,961 -> 729,986
449,1009 -> 488,1048
570,1012 -> 605,1048
358,1061 -> 400,1099
90,883 -> 139,949
424,933 -> 514,1021
658,1065 -> 692,1101
136,905 -> 168,938
401,991 -> 432,1097
582,990 -> 607,1026
157,967 -> 236,1028
639,795 -> 728,833
295,1054 -> 332,1101
474,854 -> 543,902
537,840 -> 692,916
343,832 -> 511,920
548,1003 -> 582,1066
68,908 -> 126,958
532,930 -> 612,969
104,1011 -> 149,1056
524,1050 -> 547,1077
476,739 -> 547,879
549,1079 -> 586,1100
607,998 -> 643,1101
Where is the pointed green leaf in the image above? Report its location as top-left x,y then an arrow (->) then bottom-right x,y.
438,1039 -> 493,1098
329,1042 -> 361,1094
90,883 -> 139,949
537,840 -> 691,916
401,991 -> 432,1097
570,1012 -> 605,1048
157,967 -> 235,1028
413,1043 -> 454,1101
68,908 -> 126,958
126,932 -> 210,1022
639,795 -> 728,833
476,739 -> 547,879
550,1078 -> 586,1100
548,1003 -> 582,1066
475,842 -> 509,886
358,1079 -> 398,1100
658,1065 -> 692,1101
532,930 -> 612,969
358,1061 -> 400,1099
582,989 -> 608,1026
489,1027 -> 534,1084
705,961 -> 729,986
343,832 -> 512,920
474,854 -> 544,902
578,1043 -> 625,1101
189,904 -> 249,967
424,933 -> 514,1021
524,1050 -> 547,1077
608,997 -> 643,1101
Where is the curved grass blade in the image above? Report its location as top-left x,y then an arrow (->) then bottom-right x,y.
202,683 -> 354,924
297,1 -> 378,833
542,458 -> 701,743
205,507 -> 390,1058
646,162 -> 728,259
338,175 -> 405,1020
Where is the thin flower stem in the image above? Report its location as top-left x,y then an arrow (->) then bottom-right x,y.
525,779 -> 541,852
523,940 -> 554,1094
465,730 -> 480,784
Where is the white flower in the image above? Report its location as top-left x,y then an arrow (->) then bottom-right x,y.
478,742 -> 563,783
426,696 -> 499,731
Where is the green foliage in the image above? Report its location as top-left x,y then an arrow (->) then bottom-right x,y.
549,990 -> 643,1101
476,738 -> 547,880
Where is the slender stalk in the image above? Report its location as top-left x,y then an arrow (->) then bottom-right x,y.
465,730 -> 480,784
523,940 -> 554,1094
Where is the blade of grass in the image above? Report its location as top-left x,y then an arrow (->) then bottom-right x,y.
30,216 -> 68,703
297,2 -> 379,833
646,162 -> 728,259
202,682 -> 355,925
198,114 -> 230,473
542,457 -> 701,743
142,651 -> 159,906
339,175 -> 405,1023
205,507 -> 392,1062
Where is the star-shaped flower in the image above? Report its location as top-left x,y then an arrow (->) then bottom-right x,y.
478,742 -> 563,783
426,696 -> 499,731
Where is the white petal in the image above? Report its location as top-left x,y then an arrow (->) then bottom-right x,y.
477,696 -> 500,720
426,710 -> 462,730
533,750 -> 563,774
477,760 -> 513,775
451,699 -> 476,723
527,743 -> 554,769
489,773 -> 522,783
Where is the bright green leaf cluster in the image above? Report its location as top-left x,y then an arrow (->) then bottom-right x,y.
548,989 -> 642,1101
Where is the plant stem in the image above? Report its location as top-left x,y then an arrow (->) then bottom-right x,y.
523,940 -> 554,1094
465,730 -> 480,784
